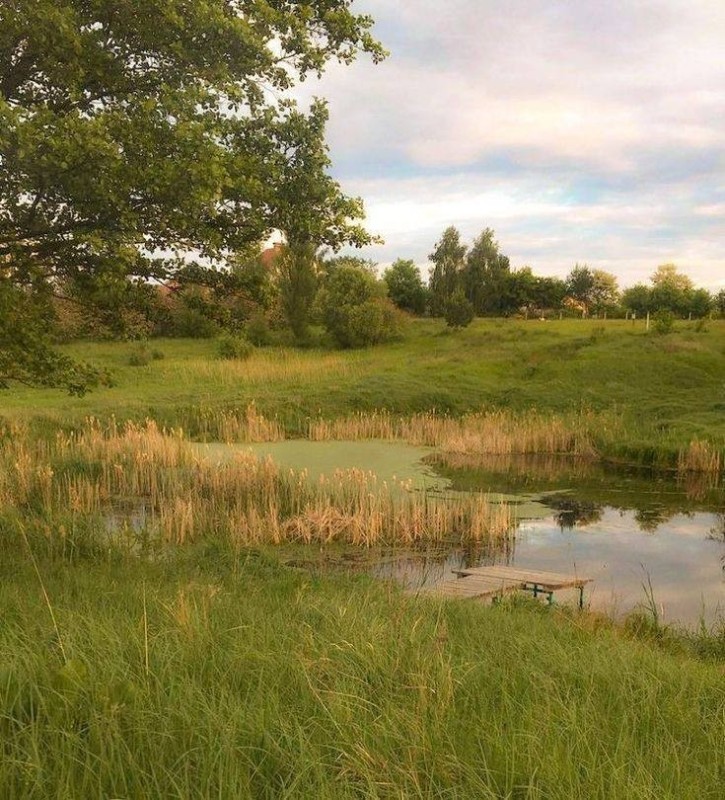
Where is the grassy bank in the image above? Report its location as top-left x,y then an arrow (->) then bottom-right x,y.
2,318 -> 724,471
2,319 -> 724,798
1,543 -> 723,799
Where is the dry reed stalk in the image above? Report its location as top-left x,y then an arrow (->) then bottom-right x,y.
307,409 -> 597,456
2,415 -> 513,548
193,404 -> 285,443
677,440 -> 722,475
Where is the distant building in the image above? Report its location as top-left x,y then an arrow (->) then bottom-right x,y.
260,242 -> 285,271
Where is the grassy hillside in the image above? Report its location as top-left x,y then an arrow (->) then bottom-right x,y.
2,318 -> 724,466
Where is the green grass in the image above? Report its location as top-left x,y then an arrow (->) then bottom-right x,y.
1,543 -> 723,799
2,320 -> 724,797
3,318 -> 724,466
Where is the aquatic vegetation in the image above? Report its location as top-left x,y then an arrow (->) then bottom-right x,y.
308,408 -> 599,457
678,438 -> 722,475
0,419 -> 512,548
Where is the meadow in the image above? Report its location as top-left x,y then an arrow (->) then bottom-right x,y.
2,318 -> 723,471
2,317 -> 724,798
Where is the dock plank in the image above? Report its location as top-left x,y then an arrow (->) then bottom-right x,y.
455,565 -> 591,589
430,576 -> 524,600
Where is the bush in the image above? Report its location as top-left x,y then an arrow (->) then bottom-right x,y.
652,309 -> 675,335
244,313 -> 272,346
217,334 -> 254,360
171,307 -> 219,338
318,266 -> 402,348
128,344 -> 151,366
444,291 -> 475,329
127,343 -> 165,366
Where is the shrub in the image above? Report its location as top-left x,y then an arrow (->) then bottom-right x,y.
318,266 -> 401,348
128,344 -> 151,366
444,290 -> 475,329
652,309 -> 675,335
245,313 -> 272,346
217,334 -> 254,360
171,307 -> 219,338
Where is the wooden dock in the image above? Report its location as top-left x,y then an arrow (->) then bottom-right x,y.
425,565 -> 592,608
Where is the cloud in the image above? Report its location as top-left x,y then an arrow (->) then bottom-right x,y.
298,1 -> 725,289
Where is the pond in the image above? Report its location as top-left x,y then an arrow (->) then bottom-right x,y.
194,442 -> 725,628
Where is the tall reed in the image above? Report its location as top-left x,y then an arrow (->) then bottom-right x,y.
0,419 -> 512,549
308,409 -> 599,457
678,439 -> 722,475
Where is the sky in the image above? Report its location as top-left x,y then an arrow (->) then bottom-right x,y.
300,0 -> 724,290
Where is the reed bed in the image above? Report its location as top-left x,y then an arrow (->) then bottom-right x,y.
308,409 -> 599,458
190,402 -> 286,443
678,439 -> 723,475
0,419 -> 512,548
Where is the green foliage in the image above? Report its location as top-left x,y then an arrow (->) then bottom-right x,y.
532,275 -> 567,314
175,259 -> 276,332
652,309 -> 675,335
463,227 -> 511,315
566,264 -> 596,310
319,265 -> 401,347
276,243 -> 319,342
383,259 -> 428,315
216,334 -> 254,361
0,0 -> 384,391
127,347 -> 150,367
0,279 -> 106,394
428,226 -> 467,316
689,288 -> 713,319
168,304 -> 219,339
244,313 -> 272,347
127,343 -> 164,366
622,283 -> 651,317
444,289 -> 475,329
651,263 -> 694,293
590,269 -> 620,315
716,289 -> 725,317
648,264 -> 704,317
565,265 -> 619,316
321,254 -> 378,277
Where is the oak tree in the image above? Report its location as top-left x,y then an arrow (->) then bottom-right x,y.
0,0 -> 384,390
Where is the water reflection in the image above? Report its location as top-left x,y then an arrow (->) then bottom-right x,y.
375,507 -> 724,627
544,494 -> 604,529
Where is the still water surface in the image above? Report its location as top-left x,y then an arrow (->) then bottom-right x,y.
372,507 -> 724,627
198,442 -> 725,627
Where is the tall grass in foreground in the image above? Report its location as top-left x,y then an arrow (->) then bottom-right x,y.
0,419 -> 511,548
0,551 -> 723,799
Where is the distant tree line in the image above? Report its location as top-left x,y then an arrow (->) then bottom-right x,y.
49,245 -> 405,350
47,226 -> 724,350
383,226 -> 723,325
